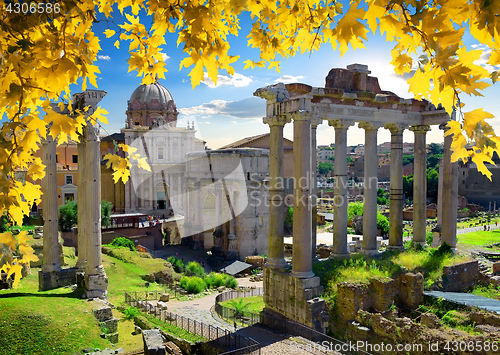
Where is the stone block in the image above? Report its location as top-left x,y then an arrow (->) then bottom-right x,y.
491,275 -> 500,287
475,324 -> 500,334
399,273 -> 424,309
336,282 -> 369,321
493,262 -> 500,275
370,278 -> 397,312
143,329 -> 166,355
105,332 -> 119,344
101,318 -> 118,333
94,307 -> 113,322
245,255 -> 265,267
85,274 -> 109,299
38,270 -> 59,291
294,276 -> 320,289
159,293 -> 170,302
442,260 -> 479,292
421,313 -> 441,329
157,301 -> 168,310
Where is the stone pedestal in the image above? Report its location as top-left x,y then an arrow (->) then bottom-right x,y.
84,273 -> 109,299
261,268 -> 329,333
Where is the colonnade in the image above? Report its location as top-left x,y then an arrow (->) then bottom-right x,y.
264,109 -> 458,276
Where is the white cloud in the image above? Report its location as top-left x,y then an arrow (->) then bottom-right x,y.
275,75 -> 305,83
202,73 -> 253,88
179,97 -> 263,120
231,121 -> 237,124
159,52 -> 170,61
97,55 -> 111,61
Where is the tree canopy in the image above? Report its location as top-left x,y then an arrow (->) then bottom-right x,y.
2,0 -> 500,285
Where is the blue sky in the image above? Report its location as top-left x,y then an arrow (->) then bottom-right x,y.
88,7 -> 500,150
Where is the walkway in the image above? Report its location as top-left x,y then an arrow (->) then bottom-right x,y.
425,291 -> 500,315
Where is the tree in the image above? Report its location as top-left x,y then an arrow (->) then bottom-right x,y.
59,200 -> 78,232
403,155 -> 414,166
58,199 -> 113,232
427,154 -> 444,170
318,162 -> 334,176
377,188 -> 387,205
403,175 -> 414,199
346,156 -> 355,164
2,0 -> 500,286
427,143 -> 444,156
328,156 -> 335,162
427,167 -> 439,199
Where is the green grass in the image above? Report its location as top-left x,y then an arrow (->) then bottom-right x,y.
471,284 -> 500,300
220,295 -> 265,313
140,312 -> 208,343
457,230 -> 500,246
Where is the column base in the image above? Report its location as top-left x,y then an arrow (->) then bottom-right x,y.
84,273 -> 108,299
290,270 -> 315,279
386,245 -> 405,251
329,253 -> 350,259
39,268 -> 78,291
360,249 -> 380,256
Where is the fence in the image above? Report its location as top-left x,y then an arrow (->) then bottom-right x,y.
214,288 -> 263,326
125,292 -> 260,355
214,288 -> 371,355
261,312 -> 372,355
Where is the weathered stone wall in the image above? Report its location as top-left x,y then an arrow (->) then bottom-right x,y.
442,260 -> 479,291
262,268 -> 329,332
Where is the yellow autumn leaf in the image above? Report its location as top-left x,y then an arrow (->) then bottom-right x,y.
462,108 -> 495,138
472,152 -> 496,181
0,232 -> 17,250
136,157 -> 152,172
90,106 -> 109,125
104,29 -> 115,38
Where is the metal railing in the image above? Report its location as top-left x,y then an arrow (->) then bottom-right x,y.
214,288 -> 263,326
124,292 -> 260,355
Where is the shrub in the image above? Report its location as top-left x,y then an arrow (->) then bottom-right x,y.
167,256 -> 185,273
123,306 -> 139,320
205,272 -> 225,288
225,276 -> 238,289
376,212 -> 389,235
184,276 -> 206,294
59,200 -> 77,232
179,276 -> 189,289
347,202 -> 364,221
110,237 -> 136,251
186,261 -> 204,276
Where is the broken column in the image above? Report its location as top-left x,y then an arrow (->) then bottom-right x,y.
39,130 -> 62,290
84,121 -> 108,299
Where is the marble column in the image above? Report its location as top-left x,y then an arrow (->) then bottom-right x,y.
386,123 -> 406,250
84,122 -> 108,299
441,120 -> 458,251
310,117 -> 322,260
410,125 -> 430,246
41,133 -> 61,273
329,119 -> 353,257
291,113 -> 314,278
76,134 -> 87,271
359,122 -> 380,254
264,115 -> 289,270
149,177 -> 153,210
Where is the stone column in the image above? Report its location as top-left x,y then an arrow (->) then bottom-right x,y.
386,123 -> 406,250
310,118 -> 321,260
410,125 -> 430,246
41,132 -> 61,273
84,122 -> 108,299
359,122 -> 380,254
329,119 -> 353,257
432,157 -> 444,247
291,113 -> 314,278
149,177 -> 153,210
263,115 -> 290,270
76,134 -> 87,271
441,120 -> 458,251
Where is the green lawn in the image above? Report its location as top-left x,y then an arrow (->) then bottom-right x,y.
457,230 -> 500,246
220,295 -> 265,313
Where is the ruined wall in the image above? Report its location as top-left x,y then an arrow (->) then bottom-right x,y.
442,260 -> 479,292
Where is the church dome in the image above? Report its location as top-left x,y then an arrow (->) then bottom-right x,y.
129,80 -> 174,107
125,79 -> 179,129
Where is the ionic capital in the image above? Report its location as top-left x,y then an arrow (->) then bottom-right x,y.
410,124 -> 431,134
385,123 -> 408,135
289,112 -> 314,122
358,121 -> 384,131
328,119 -> 354,130
311,117 -> 323,128
263,115 -> 291,127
